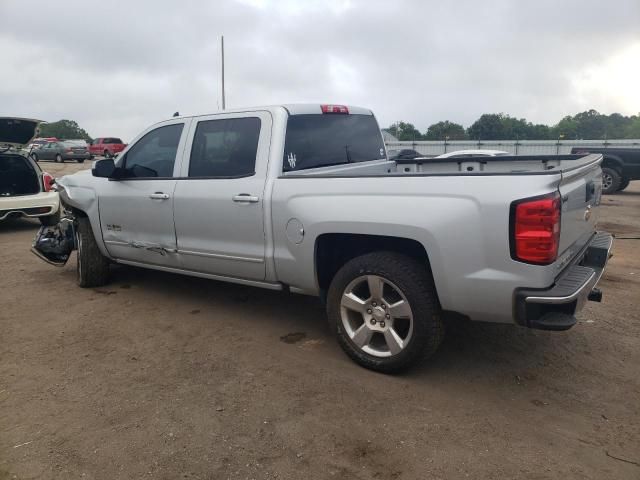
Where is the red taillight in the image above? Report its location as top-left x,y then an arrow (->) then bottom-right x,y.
511,192 -> 561,265
321,104 -> 349,114
43,173 -> 55,192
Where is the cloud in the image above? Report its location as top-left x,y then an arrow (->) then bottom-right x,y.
1,0 -> 638,139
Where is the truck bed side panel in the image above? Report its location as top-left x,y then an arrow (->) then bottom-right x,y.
271,174 -> 564,324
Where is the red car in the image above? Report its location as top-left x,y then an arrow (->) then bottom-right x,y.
89,137 -> 127,158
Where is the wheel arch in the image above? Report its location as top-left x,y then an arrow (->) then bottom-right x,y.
601,155 -> 624,171
314,233 -> 439,303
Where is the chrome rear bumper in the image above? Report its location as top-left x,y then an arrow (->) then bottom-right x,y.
514,232 -> 613,330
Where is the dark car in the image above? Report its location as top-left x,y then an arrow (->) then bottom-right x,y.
387,148 -> 423,160
571,146 -> 640,194
30,140 -> 90,163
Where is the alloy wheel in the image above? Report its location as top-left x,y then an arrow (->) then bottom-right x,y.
340,275 -> 414,357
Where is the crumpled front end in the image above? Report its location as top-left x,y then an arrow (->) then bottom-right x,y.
31,216 -> 76,266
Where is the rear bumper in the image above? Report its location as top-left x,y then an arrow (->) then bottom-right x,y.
514,232 -> 613,331
0,192 -> 60,220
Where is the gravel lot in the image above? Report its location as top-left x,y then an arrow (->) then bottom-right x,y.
1,160 -> 639,479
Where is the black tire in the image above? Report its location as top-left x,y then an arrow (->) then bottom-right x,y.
618,178 -> 631,191
55,154 -> 63,163
31,153 -> 38,162
104,150 -> 111,159
76,217 -> 110,288
601,167 -> 621,194
39,209 -> 60,226
327,251 -> 444,373
77,158 -> 85,163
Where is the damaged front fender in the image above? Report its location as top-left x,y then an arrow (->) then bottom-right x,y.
31,216 -> 76,266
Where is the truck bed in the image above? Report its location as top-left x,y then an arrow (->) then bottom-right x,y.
281,154 -> 602,177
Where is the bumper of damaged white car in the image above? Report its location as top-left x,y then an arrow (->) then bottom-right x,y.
0,192 -> 60,220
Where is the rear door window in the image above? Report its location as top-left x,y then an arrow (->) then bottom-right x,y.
121,124 -> 184,178
283,114 -> 385,171
188,117 -> 261,177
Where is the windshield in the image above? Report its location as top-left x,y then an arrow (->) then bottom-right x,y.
283,114 -> 385,172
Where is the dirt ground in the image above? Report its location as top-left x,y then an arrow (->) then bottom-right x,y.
1,160 -> 639,480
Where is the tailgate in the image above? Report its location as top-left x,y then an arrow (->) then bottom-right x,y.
557,155 -> 603,256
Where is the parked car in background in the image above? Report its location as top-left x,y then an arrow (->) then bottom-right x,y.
1,118 -> 60,226
34,104 -> 612,373
436,149 -> 509,158
30,140 -> 90,163
570,147 -> 640,194
28,137 -> 58,150
89,137 -> 127,158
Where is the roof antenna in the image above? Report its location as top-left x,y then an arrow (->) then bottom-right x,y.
173,112 -> 180,117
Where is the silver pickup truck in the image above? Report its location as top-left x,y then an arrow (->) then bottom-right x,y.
33,104 -> 613,373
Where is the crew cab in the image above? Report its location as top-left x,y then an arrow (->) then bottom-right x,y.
89,137 -> 127,158
33,105 -> 612,373
571,146 -> 640,194
1,118 -> 60,226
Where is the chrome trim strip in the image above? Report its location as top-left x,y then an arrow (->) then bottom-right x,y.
525,271 -> 596,304
0,207 -> 53,220
178,249 -> 264,263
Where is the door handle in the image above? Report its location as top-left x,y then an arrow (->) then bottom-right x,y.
149,192 -> 170,200
232,194 -> 259,203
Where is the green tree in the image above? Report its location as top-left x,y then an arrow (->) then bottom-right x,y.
466,113 -> 511,140
385,122 -> 423,141
624,115 -> 640,138
39,119 -> 92,141
424,121 -> 467,140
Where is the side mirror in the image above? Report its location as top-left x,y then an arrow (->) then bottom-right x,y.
92,158 -> 116,178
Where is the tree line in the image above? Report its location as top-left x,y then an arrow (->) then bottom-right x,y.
386,110 -> 640,141
38,120 -> 93,141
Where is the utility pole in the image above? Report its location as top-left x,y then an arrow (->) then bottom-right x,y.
221,35 -> 226,110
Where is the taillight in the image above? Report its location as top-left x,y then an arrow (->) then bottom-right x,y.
510,192 -> 561,265
321,104 -> 349,114
42,173 -> 55,192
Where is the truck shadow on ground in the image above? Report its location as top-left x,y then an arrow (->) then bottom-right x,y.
0,217 -> 41,234
102,263 -> 570,381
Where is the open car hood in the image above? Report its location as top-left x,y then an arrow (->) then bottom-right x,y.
0,117 -> 43,147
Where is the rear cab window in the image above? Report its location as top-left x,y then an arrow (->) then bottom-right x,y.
283,111 -> 385,172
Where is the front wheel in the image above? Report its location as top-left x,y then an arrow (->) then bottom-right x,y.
77,158 -> 85,163
602,167 -> 622,194
327,252 -> 444,373
76,217 -> 110,287
104,150 -> 111,159
55,154 -> 63,163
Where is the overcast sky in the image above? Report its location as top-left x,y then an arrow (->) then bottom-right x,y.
1,0 -> 639,140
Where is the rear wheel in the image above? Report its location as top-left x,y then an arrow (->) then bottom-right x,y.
327,251 -> 444,373
77,158 -> 85,163
601,167 -> 622,194
76,217 -> 110,287
104,150 -> 111,159
55,154 -> 63,163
